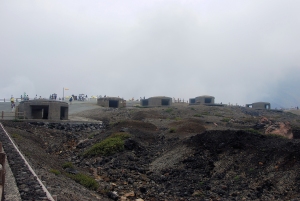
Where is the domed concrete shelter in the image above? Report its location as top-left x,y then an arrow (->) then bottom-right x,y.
246,102 -> 271,110
140,96 -> 172,107
97,97 -> 126,108
17,99 -> 69,120
189,95 -> 215,105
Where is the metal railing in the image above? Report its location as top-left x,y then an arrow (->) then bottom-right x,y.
1,111 -> 25,120
0,142 -> 5,201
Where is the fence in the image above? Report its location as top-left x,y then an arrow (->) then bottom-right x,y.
1,111 -> 25,120
0,142 -> 5,201
0,98 -> 22,103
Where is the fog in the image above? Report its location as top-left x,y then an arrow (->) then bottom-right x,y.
1,0 -> 299,108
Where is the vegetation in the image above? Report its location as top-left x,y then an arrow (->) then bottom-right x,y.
169,128 -> 176,133
221,118 -> 231,122
50,169 -> 61,175
245,128 -> 262,135
83,132 -> 131,157
201,112 -> 209,115
165,108 -> 173,113
234,176 -> 240,180
194,114 -> 203,118
62,162 -> 74,169
67,173 -> 99,191
11,133 -> 21,139
268,134 -> 287,139
88,131 -> 99,139
175,117 -> 181,121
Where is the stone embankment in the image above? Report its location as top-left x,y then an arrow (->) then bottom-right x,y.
0,123 -> 55,201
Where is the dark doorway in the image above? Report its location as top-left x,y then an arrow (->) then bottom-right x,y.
205,98 -> 212,103
161,99 -> 170,106
190,99 -> 196,104
109,100 -> 119,108
141,99 -> 148,106
31,105 -> 49,119
60,106 -> 68,120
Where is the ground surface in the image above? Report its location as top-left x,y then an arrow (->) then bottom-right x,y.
1,101 -> 300,200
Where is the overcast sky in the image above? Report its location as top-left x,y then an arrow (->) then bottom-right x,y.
1,0 -> 299,108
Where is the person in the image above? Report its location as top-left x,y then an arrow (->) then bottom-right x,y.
11,102 -> 15,112
10,96 -> 15,104
69,96 -> 73,104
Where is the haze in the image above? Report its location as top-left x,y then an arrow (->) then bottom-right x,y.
1,0 -> 299,108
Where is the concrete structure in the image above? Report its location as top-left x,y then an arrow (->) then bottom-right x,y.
246,102 -> 271,110
17,100 -> 69,120
140,96 -> 172,107
189,95 -> 215,105
97,97 -> 126,108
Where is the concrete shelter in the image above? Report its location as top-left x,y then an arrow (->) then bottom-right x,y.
246,102 -> 271,110
17,100 -> 69,120
140,96 -> 172,107
189,95 -> 215,105
97,97 -> 126,108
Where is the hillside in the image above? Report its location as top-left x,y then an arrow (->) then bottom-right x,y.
2,104 -> 300,200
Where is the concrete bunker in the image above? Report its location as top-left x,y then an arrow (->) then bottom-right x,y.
246,102 -> 271,110
17,100 -> 69,120
97,97 -> 126,108
140,96 -> 172,107
189,95 -> 215,105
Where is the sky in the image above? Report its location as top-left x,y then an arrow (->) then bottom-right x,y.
0,0 -> 299,108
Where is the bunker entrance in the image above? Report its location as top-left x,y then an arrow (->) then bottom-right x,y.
60,106 -> 68,120
141,100 -> 149,106
265,104 -> 270,109
109,100 -> 119,108
161,99 -> 170,106
190,99 -> 196,104
205,98 -> 212,103
31,105 -> 49,119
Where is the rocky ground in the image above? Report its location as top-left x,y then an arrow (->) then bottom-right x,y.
1,104 -> 300,201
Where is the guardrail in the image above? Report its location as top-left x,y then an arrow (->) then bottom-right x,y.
1,111 -> 25,120
0,142 -> 5,201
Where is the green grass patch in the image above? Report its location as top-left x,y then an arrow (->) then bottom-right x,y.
201,112 -> 209,115
50,169 -> 61,175
83,132 -> 131,157
234,176 -> 240,180
268,134 -> 287,139
165,108 -> 173,113
62,162 -> 74,169
194,114 -> 203,118
214,114 -> 223,117
88,131 -> 99,139
11,133 -> 21,139
175,117 -> 181,121
190,107 -> 195,111
245,128 -> 262,135
169,128 -> 176,133
67,173 -> 99,191
221,118 -> 231,122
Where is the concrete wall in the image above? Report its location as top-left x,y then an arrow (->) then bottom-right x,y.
18,100 -> 69,120
97,97 -> 126,108
189,96 -> 215,105
246,102 -> 271,110
140,96 -> 172,107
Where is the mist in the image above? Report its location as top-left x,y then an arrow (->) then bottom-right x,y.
1,0 -> 299,108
